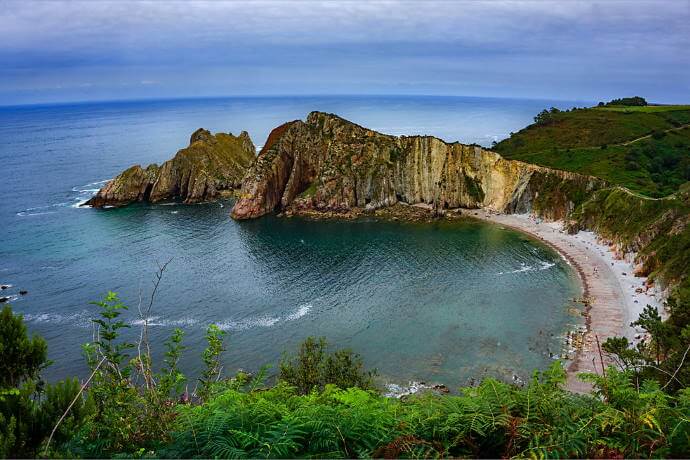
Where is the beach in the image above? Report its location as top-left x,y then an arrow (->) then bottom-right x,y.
467,209 -> 664,393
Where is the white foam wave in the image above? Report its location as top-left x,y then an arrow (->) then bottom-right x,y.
22,310 -> 90,327
284,304 -> 311,321
131,316 -> 200,327
17,179 -> 111,215
70,179 -> 110,208
497,261 -> 556,275
217,304 -> 312,331
21,304 -> 312,332
216,316 -> 280,331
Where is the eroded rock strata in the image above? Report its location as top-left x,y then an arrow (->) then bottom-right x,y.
87,129 -> 255,207
231,112 -> 606,220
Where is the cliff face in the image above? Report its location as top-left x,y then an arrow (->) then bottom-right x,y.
231,112 -> 605,220
87,129 -> 255,207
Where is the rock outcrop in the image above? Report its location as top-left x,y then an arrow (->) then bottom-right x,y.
86,129 -> 255,207
231,112 -> 606,220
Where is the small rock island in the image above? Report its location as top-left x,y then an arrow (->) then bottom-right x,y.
86,128 -> 255,207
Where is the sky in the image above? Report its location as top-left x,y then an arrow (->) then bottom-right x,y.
1,0 -> 689,106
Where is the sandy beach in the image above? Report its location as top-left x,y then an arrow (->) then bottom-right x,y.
466,209 -> 664,393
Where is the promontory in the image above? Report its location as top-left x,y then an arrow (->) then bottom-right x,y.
231,112 -> 605,220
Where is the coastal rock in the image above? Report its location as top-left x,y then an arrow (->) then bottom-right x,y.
87,129 -> 256,207
231,112 -> 606,220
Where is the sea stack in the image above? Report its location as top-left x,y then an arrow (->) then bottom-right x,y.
86,129 -> 256,207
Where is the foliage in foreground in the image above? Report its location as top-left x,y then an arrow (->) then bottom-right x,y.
162,365 -> 690,459
2,286 -> 690,458
0,306 -> 90,458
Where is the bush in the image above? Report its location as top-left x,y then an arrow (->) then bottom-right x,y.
279,337 -> 377,394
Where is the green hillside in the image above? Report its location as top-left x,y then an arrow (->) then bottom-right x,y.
494,103 -> 690,197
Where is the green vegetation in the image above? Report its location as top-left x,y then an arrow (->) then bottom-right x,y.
494,102 -> 690,197
3,98 -> 690,458
1,279 -> 689,458
599,96 -> 648,107
595,105 -> 690,113
297,181 -> 319,199
0,306 -> 90,458
279,336 -> 376,395
570,184 -> 690,298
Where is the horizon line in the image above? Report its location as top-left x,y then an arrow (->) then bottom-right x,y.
0,92 -> 600,110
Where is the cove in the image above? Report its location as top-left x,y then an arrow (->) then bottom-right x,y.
7,199 -> 582,387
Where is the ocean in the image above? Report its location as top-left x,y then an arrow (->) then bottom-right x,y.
0,95 -> 583,387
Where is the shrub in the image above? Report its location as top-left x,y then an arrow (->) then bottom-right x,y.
279,337 -> 377,394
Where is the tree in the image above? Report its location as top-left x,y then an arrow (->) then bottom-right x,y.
279,337 -> 376,394
606,96 -> 647,106
533,107 -> 561,125
0,305 -> 48,388
198,324 -> 226,401
0,306 -> 87,458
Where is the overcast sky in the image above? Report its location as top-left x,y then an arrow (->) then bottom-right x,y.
1,0 -> 689,105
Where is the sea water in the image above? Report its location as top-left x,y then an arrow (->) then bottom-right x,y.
0,95 -> 583,387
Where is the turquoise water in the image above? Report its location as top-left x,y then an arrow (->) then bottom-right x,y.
0,95 -> 582,387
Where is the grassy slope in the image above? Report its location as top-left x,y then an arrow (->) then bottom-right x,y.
494,106 -> 690,197
570,184 -> 690,299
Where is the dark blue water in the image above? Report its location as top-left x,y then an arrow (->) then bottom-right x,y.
0,95 -> 582,387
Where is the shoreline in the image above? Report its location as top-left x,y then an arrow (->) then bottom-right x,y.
288,203 -> 665,393
464,208 -> 663,393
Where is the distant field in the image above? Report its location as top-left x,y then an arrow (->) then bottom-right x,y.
595,105 -> 690,113
495,106 -> 690,198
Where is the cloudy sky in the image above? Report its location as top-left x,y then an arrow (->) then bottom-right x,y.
1,0 -> 689,105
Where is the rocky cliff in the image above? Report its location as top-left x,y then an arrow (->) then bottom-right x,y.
87,129 -> 255,207
231,112 -> 606,220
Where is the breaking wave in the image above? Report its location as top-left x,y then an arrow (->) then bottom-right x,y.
216,304 -> 312,331
497,261 -> 555,275
17,179 -> 110,216
22,304 -> 312,331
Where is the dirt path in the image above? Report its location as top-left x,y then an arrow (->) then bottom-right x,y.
619,123 -> 690,146
510,123 -> 690,159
